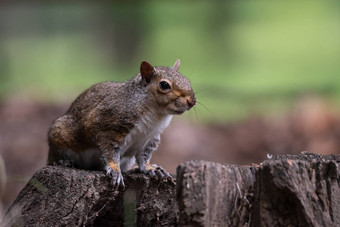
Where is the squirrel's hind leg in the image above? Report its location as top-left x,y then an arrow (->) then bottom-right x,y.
47,115 -> 79,166
47,147 -> 76,168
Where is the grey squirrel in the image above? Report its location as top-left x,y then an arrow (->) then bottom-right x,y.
47,59 -> 196,188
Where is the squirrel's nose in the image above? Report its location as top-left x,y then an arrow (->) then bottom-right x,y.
186,96 -> 196,109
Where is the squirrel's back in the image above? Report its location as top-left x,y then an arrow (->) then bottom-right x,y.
67,77 -> 146,118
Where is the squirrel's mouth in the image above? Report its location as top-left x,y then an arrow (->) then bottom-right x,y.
170,95 -> 195,115
171,109 -> 186,115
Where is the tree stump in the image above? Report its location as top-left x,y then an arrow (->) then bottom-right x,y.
2,166 -> 177,227
2,153 -> 340,226
252,153 -> 340,226
176,160 -> 256,226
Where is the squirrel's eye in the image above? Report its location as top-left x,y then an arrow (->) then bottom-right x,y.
159,81 -> 171,90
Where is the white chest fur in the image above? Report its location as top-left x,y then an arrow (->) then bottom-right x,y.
120,113 -> 172,158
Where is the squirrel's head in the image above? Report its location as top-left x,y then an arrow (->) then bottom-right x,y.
140,59 -> 196,115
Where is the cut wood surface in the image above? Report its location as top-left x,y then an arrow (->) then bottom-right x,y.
2,153 -> 340,226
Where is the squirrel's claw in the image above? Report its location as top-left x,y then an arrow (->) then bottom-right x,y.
154,165 -> 172,181
113,172 -> 125,190
106,167 -> 125,190
146,164 -> 173,182
128,164 -> 173,182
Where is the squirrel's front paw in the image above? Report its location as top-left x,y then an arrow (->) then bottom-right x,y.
106,163 -> 125,190
141,163 -> 173,182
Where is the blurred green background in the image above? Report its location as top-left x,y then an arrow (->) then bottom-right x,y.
2,0 -> 340,214
1,0 -> 340,122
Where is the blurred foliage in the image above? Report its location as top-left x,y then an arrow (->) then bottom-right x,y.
0,1 -> 340,122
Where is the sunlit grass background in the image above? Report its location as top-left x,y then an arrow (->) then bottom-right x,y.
1,1 -> 340,122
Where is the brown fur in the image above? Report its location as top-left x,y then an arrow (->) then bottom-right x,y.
47,60 -> 196,185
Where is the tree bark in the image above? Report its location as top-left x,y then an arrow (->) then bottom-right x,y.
252,153 -> 340,226
2,153 -> 340,226
2,166 -> 177,227
176,160 -> 256,226
175,154 -> 340,226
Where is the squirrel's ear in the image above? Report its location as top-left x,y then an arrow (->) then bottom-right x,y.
140,61 -> 154,84
171,59 -> 180,71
